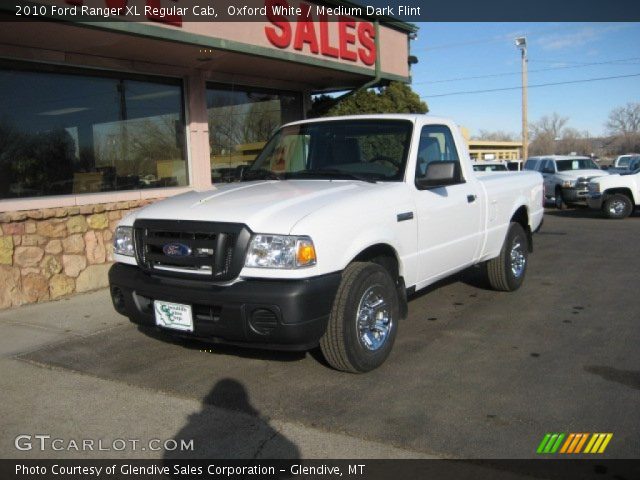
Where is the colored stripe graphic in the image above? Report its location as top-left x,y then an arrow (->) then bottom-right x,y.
538,433 -> 613,454
550,433 -> 565,453
537,433 -> 552,454
560,434 -> 575,453
537,433 -> 565,454
544,433 -> 559,453
584,433 -> 613,453
574,433 -> 589,453
567,433 -> 582,453
584,433 -> 598,453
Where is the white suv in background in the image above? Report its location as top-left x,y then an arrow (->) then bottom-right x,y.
526,155 -> 607,209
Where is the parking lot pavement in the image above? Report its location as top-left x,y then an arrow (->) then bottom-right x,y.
1,210 -> 639,460
0,297 -> 428,460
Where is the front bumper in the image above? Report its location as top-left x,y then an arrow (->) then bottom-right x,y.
561,186 -> 589,202
108,263 -> 341,351
587,193 -> 604,210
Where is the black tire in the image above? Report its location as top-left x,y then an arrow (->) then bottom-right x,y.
554,187 -> 566,210
486,222 -> 529,292
320,262 -> 399,373
602,193 -> 633,219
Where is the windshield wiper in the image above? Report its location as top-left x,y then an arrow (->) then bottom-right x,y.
240,169 -> 285,182
289,169 -> 379,184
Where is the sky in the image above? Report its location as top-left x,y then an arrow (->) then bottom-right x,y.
409,22 -> 640,138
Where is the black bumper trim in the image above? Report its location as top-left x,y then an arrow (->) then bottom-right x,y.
108,263 -> 341,350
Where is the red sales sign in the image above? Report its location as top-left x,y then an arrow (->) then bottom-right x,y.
264,0 -> 376,66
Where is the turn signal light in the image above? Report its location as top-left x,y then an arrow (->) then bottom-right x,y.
296,240 -> 316,267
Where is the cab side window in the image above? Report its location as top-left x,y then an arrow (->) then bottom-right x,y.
415,125 -> 462,182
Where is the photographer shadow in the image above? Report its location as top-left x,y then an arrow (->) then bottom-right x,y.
163,378 -> 299,464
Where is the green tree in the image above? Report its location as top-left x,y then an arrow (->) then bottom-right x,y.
309,82 -> 428,117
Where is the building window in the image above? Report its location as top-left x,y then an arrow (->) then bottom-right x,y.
206,84 -> 302,182
0,64 -> 188,200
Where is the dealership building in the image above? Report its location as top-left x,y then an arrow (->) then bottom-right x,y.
0,0 -> 416,308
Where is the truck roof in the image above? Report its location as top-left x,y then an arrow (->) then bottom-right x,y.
527,155 -> 591,161
284,114 -> 455,127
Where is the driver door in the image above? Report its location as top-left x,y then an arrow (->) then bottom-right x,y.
414,124 -> 483,285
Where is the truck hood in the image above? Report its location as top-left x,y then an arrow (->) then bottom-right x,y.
591,172 -> 637,187
124,180 -> 382,234
556,169 -> 607,180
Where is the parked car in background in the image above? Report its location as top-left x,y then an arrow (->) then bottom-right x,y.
506,160 -> 524,171
606,154 -> 640,174
472,161 -> 508,173
525,155 -> 608,209
588,156 -> 640,219
614,154 -> 639,169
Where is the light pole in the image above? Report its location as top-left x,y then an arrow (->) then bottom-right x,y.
515,36 -> 528,159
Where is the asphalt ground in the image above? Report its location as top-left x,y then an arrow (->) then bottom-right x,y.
3,208 -> 639,460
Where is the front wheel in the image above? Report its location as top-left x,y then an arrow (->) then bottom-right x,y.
554,187 -> 566,210
320,262 -> 399,373
602,193 -> 633,219
486,222 -> 529,292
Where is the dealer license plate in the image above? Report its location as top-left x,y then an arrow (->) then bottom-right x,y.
154,300 -> 194,332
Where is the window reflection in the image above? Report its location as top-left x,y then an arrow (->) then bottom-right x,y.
206,84 -> 302,182
0,66 -> 187,199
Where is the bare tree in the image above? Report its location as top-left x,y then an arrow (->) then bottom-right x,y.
605,103 -> 640,154
527,113 -> 597,156
473,130 -> 517,141
557,128 -> 593,156
530,113 -> 569,139
605,102 -> 640,136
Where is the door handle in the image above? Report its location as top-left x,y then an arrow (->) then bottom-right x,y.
467,194 -> 477,203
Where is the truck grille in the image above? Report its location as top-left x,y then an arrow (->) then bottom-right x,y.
576,176 -> 595,189
133,219 -> 251,281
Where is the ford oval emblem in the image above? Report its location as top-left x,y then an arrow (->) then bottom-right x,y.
163,243 -> 192,257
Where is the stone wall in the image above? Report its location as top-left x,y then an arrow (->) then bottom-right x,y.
0,199 -> 161,310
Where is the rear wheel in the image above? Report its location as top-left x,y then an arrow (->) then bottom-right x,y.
602,193 -> 633,219
320,262 -> 399,373
486,222 -> 529,292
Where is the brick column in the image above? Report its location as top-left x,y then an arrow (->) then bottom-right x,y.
185,70 -> 212,191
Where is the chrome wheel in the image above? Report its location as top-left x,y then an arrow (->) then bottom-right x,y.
356,285 -> 392,351
608,199 -> 626,216
510,239 -> 526,279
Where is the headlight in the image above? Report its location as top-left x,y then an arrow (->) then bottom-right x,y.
114,226 -> 134,256
589,182 -> 600,193
245,234 -> 316,269
561,180 -> 574,188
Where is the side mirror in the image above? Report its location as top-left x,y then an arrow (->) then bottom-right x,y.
416,161 -> 460,189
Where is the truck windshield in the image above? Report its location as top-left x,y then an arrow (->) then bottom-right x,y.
555,159 -> 599,171
243,119 -> 413,182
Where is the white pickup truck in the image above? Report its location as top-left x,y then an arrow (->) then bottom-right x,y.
588,156 -> 640,219
526,155 -> 607,209
108,115 -> 544,373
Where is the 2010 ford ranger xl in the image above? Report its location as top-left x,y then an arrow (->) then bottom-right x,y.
109,114 -> 544,373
